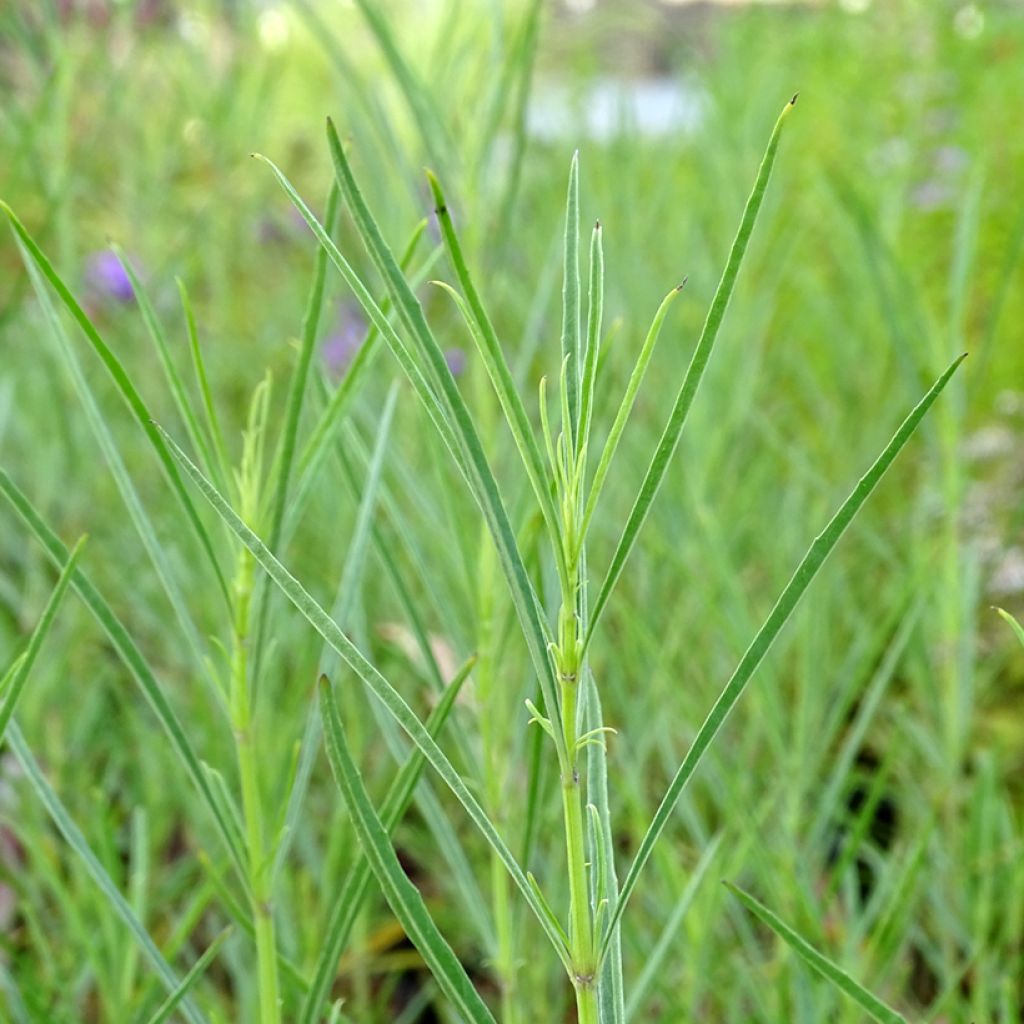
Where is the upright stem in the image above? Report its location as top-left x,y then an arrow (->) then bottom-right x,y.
231,546 -> 280,1024
557,607 -> 598,1024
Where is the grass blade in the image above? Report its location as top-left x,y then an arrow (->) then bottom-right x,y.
586,97 -> 797,646
254,152 -> 465,477
624,834 -> 722,1021
426,170 -> 563,571
578,220 -> 604,453
0,469 -> 248,885
578,283 -> 684,551
0,536 -> 85,743
0,202 -> 232,610
724,883 -> 907,1023
141,927 -> 232,1024
318,678 -> 496,1024
562,151 -> 581,447
267,181 -> 342,552
157,426 -> 574,967
115,244 -> 216,479
6,723 -> 207,1024
177,278 -> 232,494
17,236 -> 218,706
600,352 -> 966,959
322,122 -> 564,762
298,658 -> 474,1024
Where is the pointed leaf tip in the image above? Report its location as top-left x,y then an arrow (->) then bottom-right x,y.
790,92 -> 799,105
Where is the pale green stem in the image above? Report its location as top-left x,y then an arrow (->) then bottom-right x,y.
231,546 -> 280,1024
558,608 -> 598,1024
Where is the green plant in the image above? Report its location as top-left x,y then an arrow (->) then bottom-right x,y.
0,5 -> 989,1017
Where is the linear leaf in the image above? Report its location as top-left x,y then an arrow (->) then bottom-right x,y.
0,202 -> 231,609
427,170 -> 563,571
6,724 -> 207,1024
562,151 -> 581,446
141,927 -> 232,1024
158,426 -> 574,964
725,883 -> 907,1023
318,679 -> 496,1024
18,238 -> 217,706
253,152 -> 464,476
624,834 -> 722,1021
177,278 -> 231,493
578,220 -> 604,453
579,283 -> 684,550
322,121 -> 564,762
600,353 -> 966,958
115,245 -> 215,478
299,658 -> 474,1024
0,469 -> 248,885
586,98 -> 797,645
0,536 -> 84,744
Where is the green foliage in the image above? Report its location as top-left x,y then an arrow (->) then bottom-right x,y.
1,2 -> 1020,1021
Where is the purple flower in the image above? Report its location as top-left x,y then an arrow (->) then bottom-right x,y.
85,250 -> 135,303
444,347 -> 467,377
322,303 -> 367,376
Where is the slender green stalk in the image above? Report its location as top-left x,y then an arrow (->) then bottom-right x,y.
230,378 -> 279,1024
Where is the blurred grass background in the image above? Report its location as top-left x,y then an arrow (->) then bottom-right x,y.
2,0 -> 1024,1021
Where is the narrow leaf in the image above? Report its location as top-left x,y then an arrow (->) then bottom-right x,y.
6,724 -> 207,1024
157,427 -> 574,963
142,927 -> 232,1024
0,536 -> 85,743
601,353 -> 966,956
0,469 -> 248,884
299,658 -> 474,1024
318,679 -> 497,1024
0,203 -> 232,609
725,883 -> 907,1023
587,98 -> 797,644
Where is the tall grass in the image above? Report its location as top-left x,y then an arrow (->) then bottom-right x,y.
2,2 -> 1021,1021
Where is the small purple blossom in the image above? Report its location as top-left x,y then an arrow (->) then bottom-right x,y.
85,250 -> 135,303
322,303 -> 367,376
444,347 -> 467,377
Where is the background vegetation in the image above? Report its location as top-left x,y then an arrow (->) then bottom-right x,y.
2,0 -> 1023,1021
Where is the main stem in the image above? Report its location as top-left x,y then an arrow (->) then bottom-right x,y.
231,546 -> 280,1024
558,607 -> 598,1024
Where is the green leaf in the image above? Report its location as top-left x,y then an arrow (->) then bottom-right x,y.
318,678 -> 497,1024
115,244 -> 216,481
17,236 -> 218,708
5,724 -> 207,1024
586,97 -> 797,646
0,536 -> 85,744
177,278 -> 232,495
578,220 -> 605,455
996,607 -> 1024,650
724,883 -> 907,1023
578,283 -> 684,553
320,122 -> 565,762
0,468 -> 248,886
0,202 -> 232,610
426,169 -> 563,578
298,657 -> 474,1024
141,927 -> 232,1024
265,179 -> 342,560
624,834 -> 722,1021
562,151 -> 582,448
600,352 -> 966,959
156,425 -> 575,966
